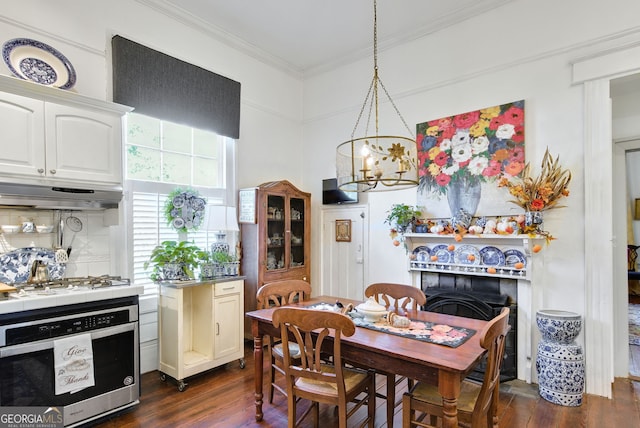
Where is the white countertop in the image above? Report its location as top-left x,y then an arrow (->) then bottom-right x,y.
0,284 -> 145,314
157,276 -> 245,289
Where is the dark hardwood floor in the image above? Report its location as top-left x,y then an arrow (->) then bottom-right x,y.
92,341 -> 640,428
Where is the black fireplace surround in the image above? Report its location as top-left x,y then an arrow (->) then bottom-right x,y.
421,272 -> 517,383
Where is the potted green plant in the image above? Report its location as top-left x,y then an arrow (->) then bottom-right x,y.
210,251 -> 240,277
144,240 -> 206,281
384,204 -> 423,233
198,251 -> 216,279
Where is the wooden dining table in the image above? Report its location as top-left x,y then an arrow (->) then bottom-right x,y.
246,295 -> 489,428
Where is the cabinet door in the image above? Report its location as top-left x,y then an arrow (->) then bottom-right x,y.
0,92 -> 45,176
44,103 -> 122,184
213,294 -> 242,360
289,196 -> 307,269
265,194 -> 286,271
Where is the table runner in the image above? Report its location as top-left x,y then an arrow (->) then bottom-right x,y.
305,302 -> 476,348
352,317 -> 475,348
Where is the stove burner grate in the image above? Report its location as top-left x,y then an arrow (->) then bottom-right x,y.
30,275 -> 130,289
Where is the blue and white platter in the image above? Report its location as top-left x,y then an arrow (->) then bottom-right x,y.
479,246 -> 506,266
0,247 -> 66,284
454,244 -> 481,265
430,244 -> 454,263
2,38 -> 76,89
412,245 -> 430,261
503,249 -> 526,268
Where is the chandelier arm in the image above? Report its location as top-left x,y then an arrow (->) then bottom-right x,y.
377,77 -> 413,136
365,82 -> 375,137
350,75 -> 376,139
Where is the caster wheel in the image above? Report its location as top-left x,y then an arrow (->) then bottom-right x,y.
178,381 -> 188,392
160,373 -> 167,382
239,358 -> 246,369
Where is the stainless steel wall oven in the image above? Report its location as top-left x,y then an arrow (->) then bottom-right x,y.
0,295 -> 139,427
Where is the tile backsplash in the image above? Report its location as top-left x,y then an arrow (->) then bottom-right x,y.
0,208 -> 115,281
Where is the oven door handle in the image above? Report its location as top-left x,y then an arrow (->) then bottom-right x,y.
0,322 -> 136,358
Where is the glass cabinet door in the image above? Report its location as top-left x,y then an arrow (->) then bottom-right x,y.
266,195 -> 285,270
289,197 -> 306,268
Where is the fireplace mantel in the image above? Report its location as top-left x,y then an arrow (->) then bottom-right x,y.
403,233 -> 543,281
404,232 -> 545,384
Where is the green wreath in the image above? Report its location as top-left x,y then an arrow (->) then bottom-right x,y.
165,188 -> 207,233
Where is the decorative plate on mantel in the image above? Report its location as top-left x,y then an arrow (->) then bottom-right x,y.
479,246 -> 506,266
412,245 -> 431,262
503,249 -> 526,268
430,244 -> 454,263
2,38 -> 76,89
454,244 -> 481,265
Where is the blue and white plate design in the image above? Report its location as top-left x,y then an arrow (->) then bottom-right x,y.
2,38 -> 76,89
479,246 -> 506,266
412,245 -> 431,265
0,247 -> 66,284
503,249 -> 526,268
454,244 -> 481,265
430,244 -> 453,263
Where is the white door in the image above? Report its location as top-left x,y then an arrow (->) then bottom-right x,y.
321,206 -> 368,301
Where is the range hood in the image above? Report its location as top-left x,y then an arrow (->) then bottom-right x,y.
0,182 -> 123,210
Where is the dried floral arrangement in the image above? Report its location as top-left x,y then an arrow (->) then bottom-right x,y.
498,148 -> 571,212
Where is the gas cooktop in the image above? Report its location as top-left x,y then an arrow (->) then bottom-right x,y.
0,275 -> 142,312
9,275 -> 131,298
20,275 -> 130,290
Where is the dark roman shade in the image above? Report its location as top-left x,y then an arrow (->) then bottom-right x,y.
111,35 -> 240,139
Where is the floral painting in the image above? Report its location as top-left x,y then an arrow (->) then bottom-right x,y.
417,101 -> 525,193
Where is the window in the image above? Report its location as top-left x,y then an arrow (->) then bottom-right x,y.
125,113 -> 236,293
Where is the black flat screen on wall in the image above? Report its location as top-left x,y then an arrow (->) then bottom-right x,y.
322,178 -> 358,205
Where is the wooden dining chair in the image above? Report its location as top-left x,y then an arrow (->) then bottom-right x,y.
402,306 -> 511,428
363,282 -> 427,428
272,307 -> 376,428
256,279 -> 312,403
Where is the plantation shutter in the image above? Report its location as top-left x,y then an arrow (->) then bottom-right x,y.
132,192 -> 211,294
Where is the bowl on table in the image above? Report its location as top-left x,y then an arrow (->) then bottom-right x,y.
356,298 -> 388,322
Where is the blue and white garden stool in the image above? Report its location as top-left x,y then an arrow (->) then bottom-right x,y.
535,309 -> 585,406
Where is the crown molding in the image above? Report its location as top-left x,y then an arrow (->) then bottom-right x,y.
0,15 -> 105,57
304,0 -> 514,77
135,0 -> 303,80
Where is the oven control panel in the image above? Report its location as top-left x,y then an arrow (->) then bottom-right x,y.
2,308 -> 135,347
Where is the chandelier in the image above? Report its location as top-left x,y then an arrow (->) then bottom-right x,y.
336,0 -> 418,192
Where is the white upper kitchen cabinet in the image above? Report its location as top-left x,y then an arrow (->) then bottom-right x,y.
0,75 -> 132,187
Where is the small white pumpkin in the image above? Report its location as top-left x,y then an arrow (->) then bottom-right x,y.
483,219 -> 497,234
430,224 -> 444,234
468,225 -> 483,234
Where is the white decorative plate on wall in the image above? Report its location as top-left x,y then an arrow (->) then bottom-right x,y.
2,38 -> 76,89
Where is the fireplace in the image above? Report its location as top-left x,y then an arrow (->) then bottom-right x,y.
421,272 -> 517,382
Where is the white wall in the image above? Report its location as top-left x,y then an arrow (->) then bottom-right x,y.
302,0 -> 640,396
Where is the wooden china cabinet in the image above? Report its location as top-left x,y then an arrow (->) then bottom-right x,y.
240,180 -> 311,337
